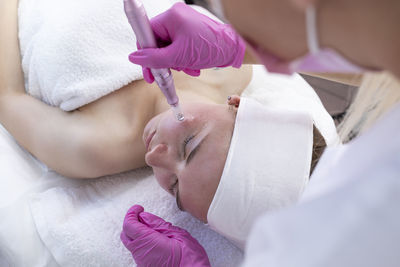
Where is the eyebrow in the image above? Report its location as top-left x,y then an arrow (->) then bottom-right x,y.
186,135 -> 208,165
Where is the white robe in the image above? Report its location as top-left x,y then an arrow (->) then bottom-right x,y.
242,103 -> 400,267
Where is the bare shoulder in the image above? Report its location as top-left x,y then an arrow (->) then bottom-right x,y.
80,79 -> 158,128
200,65 -> 253,95
213,65 -> 253,100
73,80 -> 159,176
173,65 -> 253,104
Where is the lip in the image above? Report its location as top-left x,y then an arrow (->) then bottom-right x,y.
144,130 -> 156,151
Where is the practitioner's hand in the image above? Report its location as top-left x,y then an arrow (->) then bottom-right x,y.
129,3 -> 246,83
120,205 -> 211,267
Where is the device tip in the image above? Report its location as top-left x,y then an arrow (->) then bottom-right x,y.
177,113 -> 185,121
172,104 -> 185,122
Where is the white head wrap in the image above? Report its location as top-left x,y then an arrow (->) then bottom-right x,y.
207,97 -> 314,249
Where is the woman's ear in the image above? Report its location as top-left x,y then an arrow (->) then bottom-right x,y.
227,95 -> 240,108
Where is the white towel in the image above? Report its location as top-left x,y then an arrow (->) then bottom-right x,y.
29,168 -> 242,267
18,0 -> 182,111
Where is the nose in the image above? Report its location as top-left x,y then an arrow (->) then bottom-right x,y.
145,143 -> 171,168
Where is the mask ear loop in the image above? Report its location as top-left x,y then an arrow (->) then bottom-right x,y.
306,5 -> 320,54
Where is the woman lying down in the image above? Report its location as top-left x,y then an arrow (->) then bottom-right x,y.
0,0 -> 334,255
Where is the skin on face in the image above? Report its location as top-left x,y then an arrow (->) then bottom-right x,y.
143,102 -> 236,222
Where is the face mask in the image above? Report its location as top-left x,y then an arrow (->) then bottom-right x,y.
248,5 -> 368,74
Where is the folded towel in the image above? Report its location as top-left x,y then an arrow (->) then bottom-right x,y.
29,168 -> 242,267
18,0 -> 182,111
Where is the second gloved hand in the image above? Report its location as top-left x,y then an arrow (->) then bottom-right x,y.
129,3 -> 246,83
120,205 -> 211,267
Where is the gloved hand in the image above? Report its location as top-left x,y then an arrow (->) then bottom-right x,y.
120,205 -> 211,267
129,2 -> 246,83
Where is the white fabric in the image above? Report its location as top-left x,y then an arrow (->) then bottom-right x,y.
29,170 -> 243,267
0,124 -> 43,208
242,103 -> 400,267
18,0 -> 180,111
0,65 -> 336,266
0,124 -> 58,266
243,65 -> 339,147
207,98 -> 314,249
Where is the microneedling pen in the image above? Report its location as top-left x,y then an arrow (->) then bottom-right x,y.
123,0 -> 184,121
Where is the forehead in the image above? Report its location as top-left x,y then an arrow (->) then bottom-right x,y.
156,103 -> 227,125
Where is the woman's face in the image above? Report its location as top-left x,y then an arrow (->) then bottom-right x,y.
143,102 -> 236,222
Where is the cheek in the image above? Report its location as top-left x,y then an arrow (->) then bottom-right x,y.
178,162 -> 224,221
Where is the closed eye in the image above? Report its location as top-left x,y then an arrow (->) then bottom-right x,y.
186,135 -> 207,165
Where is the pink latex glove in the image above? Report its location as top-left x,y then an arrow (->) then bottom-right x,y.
129,2 -> 246,83
120,205 -> 211,267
